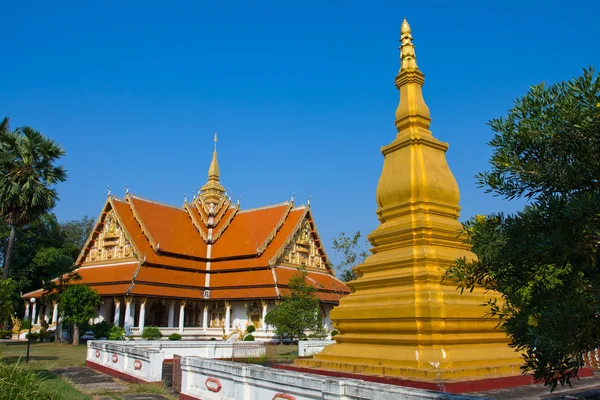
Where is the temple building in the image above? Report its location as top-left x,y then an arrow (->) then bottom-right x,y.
22,142 -> 350,340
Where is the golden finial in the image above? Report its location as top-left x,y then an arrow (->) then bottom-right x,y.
208,133 -> 220,180
200,133 -> 226,203
399,17 -> 418,72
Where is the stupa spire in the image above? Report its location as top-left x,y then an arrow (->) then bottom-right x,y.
394,18 -> 431,134
200,132 -> 226,204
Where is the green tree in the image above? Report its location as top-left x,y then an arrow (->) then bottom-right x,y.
330,231 -> 369,282
445,67 -> 600,390
0,118 -> 67,280
60,215 -> 94,252
60,284 -> 99,346
265,268 -> 322,342
0,279 -> 16,328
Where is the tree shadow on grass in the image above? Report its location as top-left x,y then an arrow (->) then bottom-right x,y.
2,355 -> 58,364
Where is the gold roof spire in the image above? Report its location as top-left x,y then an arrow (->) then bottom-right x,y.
208,132 -> 220,179
394,17 -> 430,134
200,132 -> 226,203
399,17 -> 418,72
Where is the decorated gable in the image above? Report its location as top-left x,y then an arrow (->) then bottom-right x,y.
278,217 -> 326,269
84,209 -> 136,263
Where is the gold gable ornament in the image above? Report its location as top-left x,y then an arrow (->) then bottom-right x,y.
85,210 -> 135,262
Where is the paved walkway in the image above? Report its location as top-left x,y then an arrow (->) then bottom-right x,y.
52,367 -> 171,400
473,373 -> 600,399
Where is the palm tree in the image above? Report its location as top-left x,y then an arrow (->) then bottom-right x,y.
0,117 -> 67,280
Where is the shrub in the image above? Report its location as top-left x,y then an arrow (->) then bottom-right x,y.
38,329 -> 49,342
246,325 -> 256,334
25,332 -> 40,341
0,329 -> 12,339
141,326 -> 162,340
210,337 -> 217,341
0,361 -> 58,399
168,333 -> 182,341
243,334 -> 255,341
92,320 -> 113,339
20,320 -> 31,330
330,330 -> 339,337
107,325 -> 125,340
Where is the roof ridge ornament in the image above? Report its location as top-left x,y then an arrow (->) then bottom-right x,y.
106,185 -> 111,197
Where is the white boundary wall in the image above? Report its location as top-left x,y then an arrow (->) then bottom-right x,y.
298,340 -> 335,357
87,341 -> 164,382
86,340 -> 266,382
179,357 -> 481,400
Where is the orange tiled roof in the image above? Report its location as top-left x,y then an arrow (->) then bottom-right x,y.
210,204 -> 289,258
129,196 -> 208,258
46,184 -> 350,304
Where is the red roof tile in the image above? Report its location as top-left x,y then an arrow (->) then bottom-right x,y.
129,196 -> 207,258
211,204 -> 289,258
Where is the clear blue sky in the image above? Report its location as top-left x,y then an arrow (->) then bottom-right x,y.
2,0 -> 599,264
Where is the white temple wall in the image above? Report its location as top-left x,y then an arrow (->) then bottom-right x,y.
231,302 -> 249,330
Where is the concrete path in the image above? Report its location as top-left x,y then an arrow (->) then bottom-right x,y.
473,373 -> 600,399
52,367 -> 171,400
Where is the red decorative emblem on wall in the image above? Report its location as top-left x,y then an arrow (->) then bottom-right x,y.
95,350 -> 101,358
205,377 -> 222,392
111,354 -> 118,363
273,394 -> 296,400
134,360 -> 142,370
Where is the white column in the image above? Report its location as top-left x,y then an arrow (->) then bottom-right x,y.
202,303 -> 208,330
225,301 -> 231,334
42,303 -> 49,323
52,302 -> 58,324
24,302 -> 30,320
178,301 -> 185,334
168,301 -> 175,328
261,300 -> 268,330
138,298 -> 146,332
113,299 -> 121,327
31,303 -> 38,325
124,298 -> 132,334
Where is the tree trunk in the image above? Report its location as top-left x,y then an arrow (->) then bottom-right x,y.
72,324 -> 80,346
56,320 -> 62,343
2,225 -> 16,280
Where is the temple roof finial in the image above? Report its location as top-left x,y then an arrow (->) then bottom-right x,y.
399,17 -> 418,72
208,132 -> 220,180
200,133 -> 226,203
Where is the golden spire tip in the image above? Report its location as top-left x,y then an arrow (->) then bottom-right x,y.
401,18 -> 411,35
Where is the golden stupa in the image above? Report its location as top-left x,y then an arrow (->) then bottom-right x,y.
297,18 -> 523,381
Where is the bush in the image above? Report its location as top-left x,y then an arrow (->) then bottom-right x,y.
92,320 -> 113,339
141,326 -> 162,340
168,333 -> 182,341
0,329 -> 11,339
38,329 -> 49,342
0,361 -> 59,399
243,334 -> 255,341
20,320 -> 31,330
330,330 -> 339,337
246,325 -> 256,334
107,325 -> 125,340
210,337 -> 217,341
25,332 -> 40,341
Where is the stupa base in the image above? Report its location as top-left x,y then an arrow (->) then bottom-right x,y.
277,362 -> 593,394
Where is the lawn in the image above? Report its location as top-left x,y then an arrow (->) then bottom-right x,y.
0,342 -> 176,400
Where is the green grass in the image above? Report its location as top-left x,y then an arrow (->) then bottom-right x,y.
0,342 -> 87,369
0,343 -> 176,400
36,370 -> 92,400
